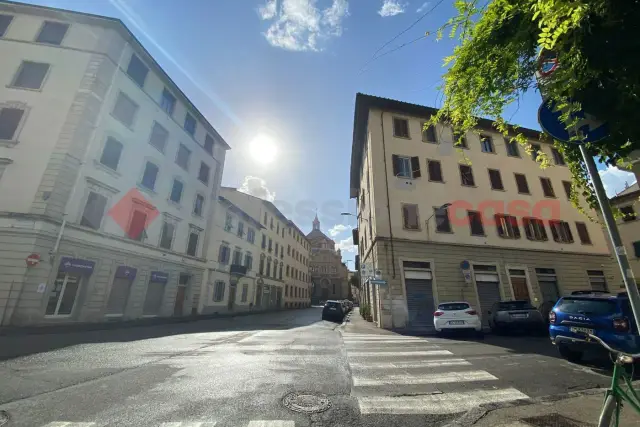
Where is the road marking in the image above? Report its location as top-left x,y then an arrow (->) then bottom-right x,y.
353,370 -> 497,386
349,359 -> 472,369
232,345 -> 324,351
247,421 -> 295,427
344,340 -> 430,345
41,424 -> 96,427
343,335 -> 428,341
347,350 -> 451,357
159,423 -> 217,427
358,388 -> 530,414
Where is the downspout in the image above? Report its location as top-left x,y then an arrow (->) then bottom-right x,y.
380,111 -> 396,278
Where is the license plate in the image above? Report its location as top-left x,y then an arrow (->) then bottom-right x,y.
329,307 -> 336,311
448,320 -> 465,325
570,327 -> 594,335
511,313 -> 528,319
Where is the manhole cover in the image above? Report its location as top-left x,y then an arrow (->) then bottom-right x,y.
282,392 -> 331,414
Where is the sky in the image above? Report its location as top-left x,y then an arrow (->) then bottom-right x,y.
24,0 -> 636,269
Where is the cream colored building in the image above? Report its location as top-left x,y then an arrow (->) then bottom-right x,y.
607,184 -> 640,283
307,215 -> 349,303
350,94 -> 619,332
200,188 -> 311,313
0,1 -> 228,325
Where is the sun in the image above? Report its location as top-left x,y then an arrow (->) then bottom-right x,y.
249,134 -> 278,165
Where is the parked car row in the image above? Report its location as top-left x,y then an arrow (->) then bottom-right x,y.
321,299 -> 353,323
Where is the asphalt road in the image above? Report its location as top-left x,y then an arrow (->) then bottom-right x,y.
0,308 -> 613,427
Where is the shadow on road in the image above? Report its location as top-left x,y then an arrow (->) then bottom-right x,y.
0,307 -> 325,361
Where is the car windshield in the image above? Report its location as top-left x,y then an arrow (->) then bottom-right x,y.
326,302 -> 341,308
556,298 -> 618,315
498,301 -> 535,310
438,303 -> 470,311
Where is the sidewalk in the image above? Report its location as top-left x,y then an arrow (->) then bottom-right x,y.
453,389 -> 640,427
341,309 -> 396,335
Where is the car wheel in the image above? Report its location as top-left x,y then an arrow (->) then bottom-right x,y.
558,345 -> 583,363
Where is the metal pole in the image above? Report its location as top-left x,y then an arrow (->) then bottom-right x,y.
579,145 -> 640,332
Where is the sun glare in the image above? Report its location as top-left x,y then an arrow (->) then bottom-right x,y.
249,134 -> 278,165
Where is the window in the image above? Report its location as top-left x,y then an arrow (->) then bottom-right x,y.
286,265 -> 290,276
204,134 -> 215,155
488,169 -> 504,190
80,191 -> 107,230
176,144 -> 191,171
184,113 -> 196,136
270,218 -> 274,229
169,179 -> 183,203
128,210 -> 147,241
259,256 -> 265,275
279,263 -> 283,280
393,117 -> 409,138
514,173 -> 530,194
540,177 -> 555,197
193,194 -> 205,216
523,217 -> 548,241
241,283 -> 249,303
434,207 -> 451,233
186,231 -> 199,256
453,129 -> 468,148
495,214 -> 520,239
36,21 -> 69,45
245,253 -> 253,270
402,204 -> 420,230
224,212 -> 233,232
459,164 -> 475,186
392,155 -> 420,178
634,241 -> 640,258
530,143 -> 541,161
126,54 -> 148,87
587,270 -> 608,292
562,181 -> 572,200
427,159 -> 443,182
549,220 -> 574,243
112,92 -> 138,128
468,210 -> 484,236
480,135 -> 494,153
233,249 -> 242,265
198,162 -> 210,185
0,14 -> 12,37
159,221 -> 175,249
237,221 -> 245,238
280,246 -> 284,258
268,238 -> 273,252
576,222 -> 591,244
422,124 -> 437,143
506,140 -> 520,157
148,122 -> 168,153
99,137 -> 123,171
287,245 -> 291,255
275,242 -> 279,256
0,107 -> 24,140
160,88 -> 176,116
266,259 -> 271,276
621,205 -> 637,222
218,244 -> 230,264
213,281 -> 225,302
247,228 -> 255,243
551,148 -> 565,165
140,162 -> 159,190
264,212 -> 268,225
12,61 -> 50,90
276,222 -> 280,234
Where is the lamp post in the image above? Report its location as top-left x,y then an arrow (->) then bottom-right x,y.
425,203 -> 452,241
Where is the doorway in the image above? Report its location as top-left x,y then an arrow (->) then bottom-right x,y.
46,272 -> 82,316
508,268 -> 530,302
174,273 -> 190,316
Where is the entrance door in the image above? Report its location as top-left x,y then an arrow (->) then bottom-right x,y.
174,286 -> 186,316
143,280 -> 165,316
106,277 -> 133,316
46,272 -> 82,316
508,269 -> 530,301
228,284 -> 237,310
475,272 -> 502,327
405,278 -> 435,331
276,288 -> 283,307
255,285 -> 262,307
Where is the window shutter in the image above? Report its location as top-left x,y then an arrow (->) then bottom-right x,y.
633,241 -> 640,258
392,155 -> 400,176
524,218 -> 533,240
495,214 -> 504,237
411,156 -> 421,178
539,220 -> 549,241
550,221 -> 560,242
563,222 -> 574,242
511,216 -> 521,238
428,160 -> 442,181
402,205 -> 409,228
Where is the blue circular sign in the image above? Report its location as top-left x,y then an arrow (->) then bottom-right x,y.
538,102 -> 610,144
460,260 -> 470,270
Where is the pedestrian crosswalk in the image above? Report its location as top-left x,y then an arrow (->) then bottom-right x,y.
342,332 -> 530,415
40,421 -> 294,427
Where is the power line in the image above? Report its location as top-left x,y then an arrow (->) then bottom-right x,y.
359,34 -> 430,74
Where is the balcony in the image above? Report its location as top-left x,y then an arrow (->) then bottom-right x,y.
230,264 -> 247,277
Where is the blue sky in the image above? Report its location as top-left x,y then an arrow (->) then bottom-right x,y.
24,0 -> 636,268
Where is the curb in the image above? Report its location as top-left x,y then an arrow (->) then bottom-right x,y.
442,387 -> 606,427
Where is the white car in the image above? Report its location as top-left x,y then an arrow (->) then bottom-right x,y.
433,301 -> 483,336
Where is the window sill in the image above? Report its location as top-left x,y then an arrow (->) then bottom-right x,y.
167,198 -> 182,210
6,84 -> 42,92
0,138 -> 19,148
507,154 -> 522,159
198,179 -> 209,187
403,227 -> 422,231
471,233 -> 487,237
543,195 -> 558,199
136,183 -> 157,196
491,188 -> 506,192
517,191 -> 531,195
461,184 -> 477,188
481,151 -> 497,155
393,135 -> 411,140
435,229 -> 454,234
423,140 -> 438,144
428,179 -> 445,184
110,113 -> 135,131
93,160 -> 121,178
149,142 -> 166,155
192,212 -> 204,220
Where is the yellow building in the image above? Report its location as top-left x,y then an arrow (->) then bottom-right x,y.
349,94 -> 619,332
607,184 -> 640,284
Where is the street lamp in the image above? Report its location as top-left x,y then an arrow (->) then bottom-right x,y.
341,212 -> 368,222
425,203 -> 452,241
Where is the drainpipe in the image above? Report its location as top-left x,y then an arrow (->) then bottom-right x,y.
379,111 -> 396,278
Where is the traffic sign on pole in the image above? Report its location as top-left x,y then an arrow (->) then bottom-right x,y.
538,102 -> 610,144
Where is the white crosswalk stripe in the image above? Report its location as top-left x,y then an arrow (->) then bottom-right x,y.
41,424 -> 96,427
247,421 -> 295,427
342,332 -> 529,415
40,421 -> 293,427
160,422 -> 217,427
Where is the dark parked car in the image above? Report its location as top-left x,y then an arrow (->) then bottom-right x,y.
487,300 -> 546,334
322,300 -> 345,322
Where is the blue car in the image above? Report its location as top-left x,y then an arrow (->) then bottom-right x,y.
549,290 -> 640,362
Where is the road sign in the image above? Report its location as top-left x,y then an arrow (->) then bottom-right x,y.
370,279 -> 387,287
537,50 -> 558,78
538,102 -> 610,144
26,253 -> 40,267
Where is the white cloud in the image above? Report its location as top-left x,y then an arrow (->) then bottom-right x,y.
238,176 -> 276,202
378,0 -> 406,17
336,236 -> 357,253
598,165 -> 636,198
258,0 -> 350,51
416,1 -> 430,13
328,224 -> 352,237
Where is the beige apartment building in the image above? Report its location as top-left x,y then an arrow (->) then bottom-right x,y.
350,94 -> 620,332
0,1 -> 229,326
199,188 -> 311,314
607,184 -> 640,282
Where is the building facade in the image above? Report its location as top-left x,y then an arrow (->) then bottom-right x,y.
350,94 -> 620,332
607,184 -> 640,283
199,188 -> 311,314
308,215 -> 349,304
0,1 -> 228,326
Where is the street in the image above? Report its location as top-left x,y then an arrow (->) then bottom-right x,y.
0,307 -> 612,427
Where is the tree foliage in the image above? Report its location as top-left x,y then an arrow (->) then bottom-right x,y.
429,0 -> 640,212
